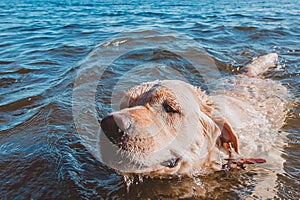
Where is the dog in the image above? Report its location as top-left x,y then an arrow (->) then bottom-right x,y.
99,53 -> 289,181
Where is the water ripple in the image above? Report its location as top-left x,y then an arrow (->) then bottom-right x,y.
0,0 -> 299,199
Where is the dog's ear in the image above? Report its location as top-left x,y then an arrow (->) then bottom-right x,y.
215,119 -> 239,155
191,86 -> 238,154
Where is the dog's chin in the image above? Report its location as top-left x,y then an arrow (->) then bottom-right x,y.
100,131 -> 184,176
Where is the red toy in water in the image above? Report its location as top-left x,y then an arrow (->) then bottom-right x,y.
222,158 -> 266,171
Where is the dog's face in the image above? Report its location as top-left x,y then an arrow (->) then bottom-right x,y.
100,80 -> 238,176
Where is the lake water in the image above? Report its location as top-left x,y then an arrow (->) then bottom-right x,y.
0,0 -> 299,199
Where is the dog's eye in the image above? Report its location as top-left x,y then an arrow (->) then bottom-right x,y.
163,103 -> 178,113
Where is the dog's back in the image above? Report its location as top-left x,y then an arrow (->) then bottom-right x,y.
209,53 -> 290,198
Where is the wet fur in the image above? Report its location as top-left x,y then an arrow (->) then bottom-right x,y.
100,53 -> 290,197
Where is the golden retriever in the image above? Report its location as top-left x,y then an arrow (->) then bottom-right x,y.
100,53 -> 289,179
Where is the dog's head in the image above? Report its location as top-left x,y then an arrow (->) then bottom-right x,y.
99,80 -> 238,176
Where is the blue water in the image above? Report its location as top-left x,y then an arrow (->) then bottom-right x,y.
0,0 -> 299,199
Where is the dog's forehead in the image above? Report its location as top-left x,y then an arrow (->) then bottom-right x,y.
152,80 -> 198,110
159,80 -> 194,98
160,80 -> 191,90
123,80 -> 195,107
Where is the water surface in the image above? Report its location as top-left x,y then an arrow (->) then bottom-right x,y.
0,0 -> 299,199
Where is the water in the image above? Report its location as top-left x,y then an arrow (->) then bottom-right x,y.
0,0 -> 299,199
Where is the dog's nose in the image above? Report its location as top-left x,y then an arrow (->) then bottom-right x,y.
100,113 -> 131,145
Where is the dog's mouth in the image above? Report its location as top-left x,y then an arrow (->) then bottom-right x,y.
161,157 -> 181,168
128,157 -> 182,175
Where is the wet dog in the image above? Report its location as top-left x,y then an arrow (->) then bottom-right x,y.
100,53 -> 289,180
